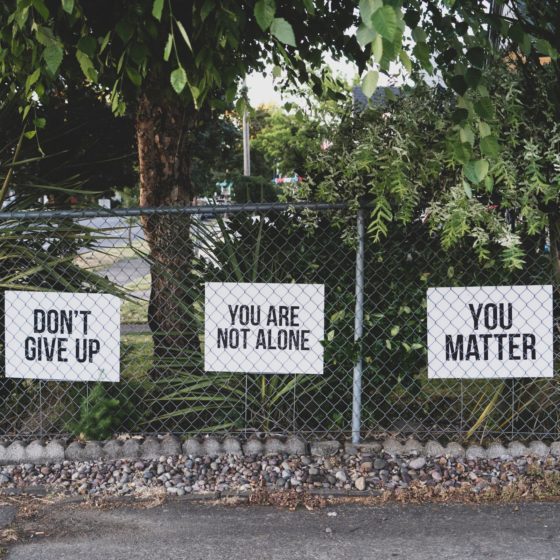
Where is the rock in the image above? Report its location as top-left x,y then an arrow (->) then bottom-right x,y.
550,442 -> 560,458
431,470 -> 443,482
103,440 -> 124,460
505,441 -> 527,458
202,437 -> 222,456
382,438 -> 403,455
140,437 -> 162,460
335,470 -> 347,482
402,439 -> 423,455
243,437 -> 264,456
121,439 -> 141,459
424,441 -> 445,457
528,441 -> 549,457
25,440 -> 47,463
486,443 -> 508,459
373,458 -> 387,470
360,461 -> 373,473
264,437 -> 285,455
285,436 -> 306,456
355,476 -> 366,491
160,435 -> 181,456
183,438 -> 204,457
310,441 -> 340,457
222,437 -> 242,455
466,445 -> 487,459
358,441 -> 382,454
445,442 -> 465,458
408,457 -> 426,470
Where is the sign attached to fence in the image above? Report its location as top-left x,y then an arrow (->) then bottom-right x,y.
204,282 -> 324,374
427,285 -> 553,379
5,291 -> 121,382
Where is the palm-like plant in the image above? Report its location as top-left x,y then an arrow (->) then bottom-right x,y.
152,209 -> 355,436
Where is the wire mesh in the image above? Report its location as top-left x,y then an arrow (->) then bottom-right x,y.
0,203 -> 557,442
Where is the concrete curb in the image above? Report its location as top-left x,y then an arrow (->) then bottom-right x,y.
1,435 -> 559,465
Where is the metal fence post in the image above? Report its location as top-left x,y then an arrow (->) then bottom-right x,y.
352,207 -> 366,444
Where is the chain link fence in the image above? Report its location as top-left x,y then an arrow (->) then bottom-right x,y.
0,202 -> 557,442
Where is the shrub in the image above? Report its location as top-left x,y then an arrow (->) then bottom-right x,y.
231,175 -> 278,203
68,383 -> 145,440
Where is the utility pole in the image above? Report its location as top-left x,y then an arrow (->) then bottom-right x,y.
242,82 -> 251,176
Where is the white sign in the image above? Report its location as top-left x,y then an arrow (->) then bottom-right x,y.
5,291 -> 121,382
427,285 -> 553,379
204,282 -> 324,374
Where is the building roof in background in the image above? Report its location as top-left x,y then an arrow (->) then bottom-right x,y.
352,85 -> 401,112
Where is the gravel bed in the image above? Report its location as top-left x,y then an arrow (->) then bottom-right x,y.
1,451 -> 560,499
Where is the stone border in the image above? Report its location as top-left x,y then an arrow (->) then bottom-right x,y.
1,435 -> 560,465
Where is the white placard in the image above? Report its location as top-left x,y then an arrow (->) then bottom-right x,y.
204,282 -> 324,374
427,285 -> 553,379
5,291 -> 121,382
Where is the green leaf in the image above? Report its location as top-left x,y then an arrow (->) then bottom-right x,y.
450,74 -> 468,96
270,18 -> 296,47
163,33 -> 173,61
361,70 -> 379,98
536,38 -> 552,56
76,50 -> 98,82
99,31 -> 111,54
254,0 -> 275,31
465,67 -> 482,87
126,66 -> 142,87
453,141 -> 472,164
384,86 -> 396,101
463,181 -> 472,199
77,35 -> 96,58
411,27 -> 426,42
152,0 -> 164,21
200,0 -> 214,21
390,325 -> 400,337
32,0 -> 49,20
359,0 -> 382,26
480,134 -> 500,157
474,97 -> 494,119
372,33 -> 383,61
115,20 -> 134,44
175,20 -> 193,51
43,42 -> 63,75
466,46 -> 484,67
356,23 -> 376,48
170,66 -> 187,94
271,65 -> 281,78
61,0 -> 74,14
34,117 -> 46,129
459,126 -> 474,146
371,5 -> 398,40
302,0 -> 315,15
478,121 -> 491,138
412,41 -> 430,69
25,67 -> 41,93
464,159 -> 489,184
451,108 -> 468,124
399,48 -> 411,72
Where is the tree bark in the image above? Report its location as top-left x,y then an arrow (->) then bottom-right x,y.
136,88 -> 199,377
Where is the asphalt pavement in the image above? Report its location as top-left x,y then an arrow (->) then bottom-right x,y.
2,500 -> 560,560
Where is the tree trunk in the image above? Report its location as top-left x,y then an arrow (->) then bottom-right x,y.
136,88 -> 199,377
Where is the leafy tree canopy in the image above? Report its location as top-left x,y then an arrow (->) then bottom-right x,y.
312,59 -> 559,271
1,1 -> 557,185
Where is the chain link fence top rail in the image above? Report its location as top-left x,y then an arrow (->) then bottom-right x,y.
0,202 -> 557,442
